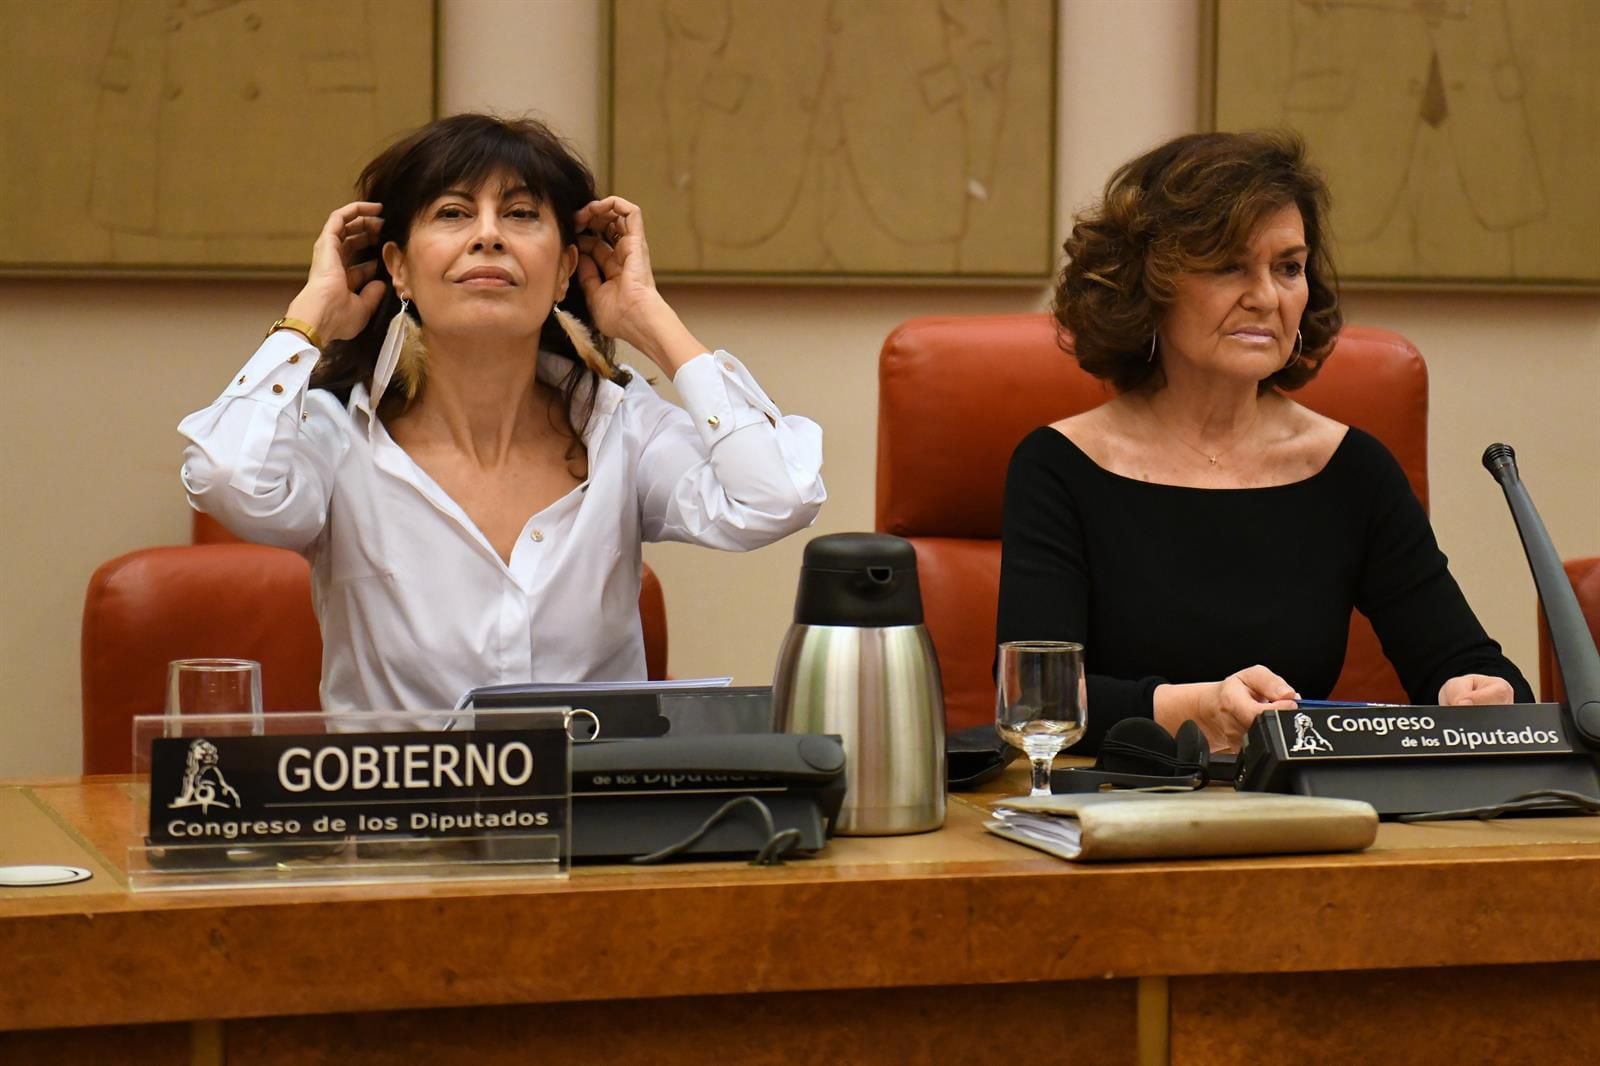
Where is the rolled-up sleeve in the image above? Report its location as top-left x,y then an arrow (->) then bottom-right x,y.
637,350 -> 825,549
177,332 -> 346,551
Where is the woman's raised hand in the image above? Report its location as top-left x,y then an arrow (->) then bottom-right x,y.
574,196 -> 705,375
284,202 -> 389,345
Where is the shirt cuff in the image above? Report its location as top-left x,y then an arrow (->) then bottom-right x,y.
223,331 -> 321,413
671,350 -> 781,450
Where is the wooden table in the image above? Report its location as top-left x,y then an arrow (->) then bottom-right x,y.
4,772 -> 1600,1065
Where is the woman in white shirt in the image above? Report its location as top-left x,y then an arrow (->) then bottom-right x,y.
180,113 -> 825,717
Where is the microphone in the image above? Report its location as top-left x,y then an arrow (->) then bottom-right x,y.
1482,443 -> 1600,747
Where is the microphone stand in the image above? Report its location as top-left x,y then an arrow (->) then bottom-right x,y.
1483,444 -> 1600,748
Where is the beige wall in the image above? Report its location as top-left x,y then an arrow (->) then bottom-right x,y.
2,0 -> 1595,778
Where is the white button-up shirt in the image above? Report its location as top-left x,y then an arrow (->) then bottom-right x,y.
179,331 -> 824,717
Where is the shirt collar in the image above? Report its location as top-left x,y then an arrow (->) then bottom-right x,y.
351,349 -> 629,445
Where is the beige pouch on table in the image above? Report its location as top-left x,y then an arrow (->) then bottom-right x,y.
985,791 -> 1378,862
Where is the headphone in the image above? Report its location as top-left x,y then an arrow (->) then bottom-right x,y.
1053,718 -> 1211,793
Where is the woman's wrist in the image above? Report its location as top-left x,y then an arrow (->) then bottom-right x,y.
1152,681 -> 1208,734
282,295 -> 338,348
619,295 -> 706,376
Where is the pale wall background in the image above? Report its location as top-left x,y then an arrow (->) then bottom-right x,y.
2,0 -> 1595,778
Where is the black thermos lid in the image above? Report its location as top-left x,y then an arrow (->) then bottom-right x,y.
792,533 -> 924,628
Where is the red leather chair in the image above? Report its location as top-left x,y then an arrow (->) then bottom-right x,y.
1537,557 -> 1600,704
81,544 -> 324,774
876,313 -> 1430,731
81,514 -> 671,774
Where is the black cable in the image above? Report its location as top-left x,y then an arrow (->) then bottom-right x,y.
1397,788 -> 1600,823
754,827 -> 804,865
630,795 -> 802,866
1096,738 -> 1208,781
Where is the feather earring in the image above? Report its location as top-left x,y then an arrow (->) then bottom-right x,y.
395,318 -> 428,405
552,304 -> 620,383
371,299 -> 427,409
372,298 -> 412,403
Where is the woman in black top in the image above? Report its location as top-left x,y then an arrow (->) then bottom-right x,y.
998,131 -> 1530,754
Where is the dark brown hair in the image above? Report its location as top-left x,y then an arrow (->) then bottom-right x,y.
1053,130 -> 1341,393
312,112 -> 623,439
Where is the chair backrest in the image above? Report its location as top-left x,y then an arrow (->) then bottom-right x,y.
80,517 -> 671,774
81,544 -> 324,774
1537,557 -> 1600,703
876,313 -> 1429,730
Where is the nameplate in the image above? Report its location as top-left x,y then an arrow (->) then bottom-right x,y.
146,729 -> 569,847
1264,704 -> 1579,761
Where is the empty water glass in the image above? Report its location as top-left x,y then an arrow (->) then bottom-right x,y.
166,658 -> 263,734
996,641 -> 1088,796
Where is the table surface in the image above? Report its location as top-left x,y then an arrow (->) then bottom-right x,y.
5,770 -> 1600,1031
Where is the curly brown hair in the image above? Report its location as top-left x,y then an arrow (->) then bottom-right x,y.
1053,130 -> 1342,393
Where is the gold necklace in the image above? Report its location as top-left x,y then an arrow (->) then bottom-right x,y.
1148,400 -> 1261,467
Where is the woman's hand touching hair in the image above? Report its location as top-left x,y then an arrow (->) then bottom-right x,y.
574,196 -> 706,376
283,202 -> 390,346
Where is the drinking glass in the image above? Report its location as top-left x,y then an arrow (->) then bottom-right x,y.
166,658 -> 263,733
996,641 -> 1087,797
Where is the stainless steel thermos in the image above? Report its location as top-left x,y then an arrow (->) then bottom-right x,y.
771,533 -> 946,835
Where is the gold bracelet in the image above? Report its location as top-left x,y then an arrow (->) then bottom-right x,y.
266,316 -> 325,351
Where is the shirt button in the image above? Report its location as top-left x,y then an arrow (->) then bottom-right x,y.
301,412 -> 309,422
164,84 -> 183,101
707,415 -> 720,428
241,82 -> 260,101
530,529 -> 544,542
272,384 -> 285,394
288,354 -> 300,364
722,360 -> 735,372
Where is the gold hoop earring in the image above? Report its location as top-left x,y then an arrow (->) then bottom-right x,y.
1285,328 -> 1304,369
1147,333 -> 1158,364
